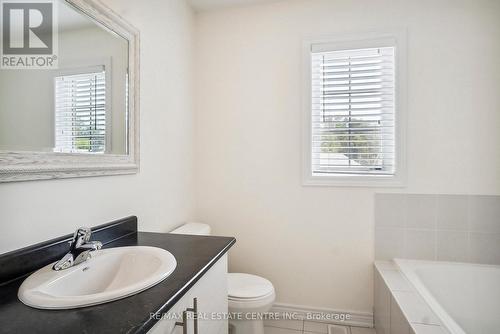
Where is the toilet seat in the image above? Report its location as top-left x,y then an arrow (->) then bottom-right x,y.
228,291 -> 275,311
228,273 -> 274,300
228,273 -> 275,313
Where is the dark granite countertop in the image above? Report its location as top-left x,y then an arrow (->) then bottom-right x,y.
0,231 -> 235,334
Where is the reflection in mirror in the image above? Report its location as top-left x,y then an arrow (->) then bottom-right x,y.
0,0 -> 129,155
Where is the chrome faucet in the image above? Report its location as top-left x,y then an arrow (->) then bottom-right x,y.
53,227 -> 102,271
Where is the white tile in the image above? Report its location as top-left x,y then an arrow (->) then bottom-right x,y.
374,270 -> 390,334
375,194 -> 407,228
436,195 -> 468,230
379,269 -> 413,291
410,324 -> 448,334
436,230 -> 468,262
264,326 -> 302,334
406,194 -> 437,229
404,229 -> 436,260
350,327 -> 376,334
304,321 -> 329,333
328,324 -> 350,334
375,227 -> 405,260
469,232 -> 500,265
468,195 -> 500,233
392,291 -> 440,325
390,295 -> 410,334
374,261 -> 397,270
264,319 -> 303,331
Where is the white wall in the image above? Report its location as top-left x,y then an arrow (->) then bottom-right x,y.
0,0 -> 196,253
194,0 -> 500,313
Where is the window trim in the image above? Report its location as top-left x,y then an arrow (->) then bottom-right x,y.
301,31 -> 407,187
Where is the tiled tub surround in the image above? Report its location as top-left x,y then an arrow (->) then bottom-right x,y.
375,194 -> 500,264
374,261 -> 447,334
374,260 -> 500,334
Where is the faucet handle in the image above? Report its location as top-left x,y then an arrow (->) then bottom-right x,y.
54,227 -> 99,271
71,227 -> 92,249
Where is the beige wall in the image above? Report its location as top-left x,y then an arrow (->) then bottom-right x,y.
194,0 -> 500,312
0,0 -> 196,253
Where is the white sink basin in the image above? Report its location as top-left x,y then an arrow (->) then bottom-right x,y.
18,246 -> 176,309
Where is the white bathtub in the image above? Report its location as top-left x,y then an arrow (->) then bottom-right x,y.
395,259 -> 500,334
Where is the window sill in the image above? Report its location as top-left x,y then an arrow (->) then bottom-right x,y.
302,173 -> 406,188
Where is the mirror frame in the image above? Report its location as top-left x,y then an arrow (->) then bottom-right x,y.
0,0 -> 140,182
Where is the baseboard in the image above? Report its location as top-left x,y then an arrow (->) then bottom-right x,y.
270,302 -> 373,328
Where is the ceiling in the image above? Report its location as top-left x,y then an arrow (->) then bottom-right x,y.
187,0 -> 283,12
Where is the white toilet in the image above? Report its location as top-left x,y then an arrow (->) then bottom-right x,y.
170,223 -> 275,334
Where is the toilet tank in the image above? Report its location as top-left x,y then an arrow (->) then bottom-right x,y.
170,222 -> 211,236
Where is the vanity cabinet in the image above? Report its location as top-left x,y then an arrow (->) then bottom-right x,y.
148,255 -> 228,334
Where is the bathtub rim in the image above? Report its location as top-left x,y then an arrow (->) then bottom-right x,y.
374,260 -> 446,334
394,259 -> 466,334
394,258 -> 500,334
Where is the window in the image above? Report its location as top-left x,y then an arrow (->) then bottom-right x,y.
54,71 -> 106,153
303,34 -> 406,186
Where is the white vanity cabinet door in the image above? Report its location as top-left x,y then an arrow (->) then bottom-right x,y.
150,292 -> 190,334
148,255 -> 228,334
188,256 -> 228,334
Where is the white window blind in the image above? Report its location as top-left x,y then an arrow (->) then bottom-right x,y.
311,46 -> 395,175
54,71 -> 106,153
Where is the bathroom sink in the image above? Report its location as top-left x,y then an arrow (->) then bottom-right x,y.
18,246 -> 176,309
